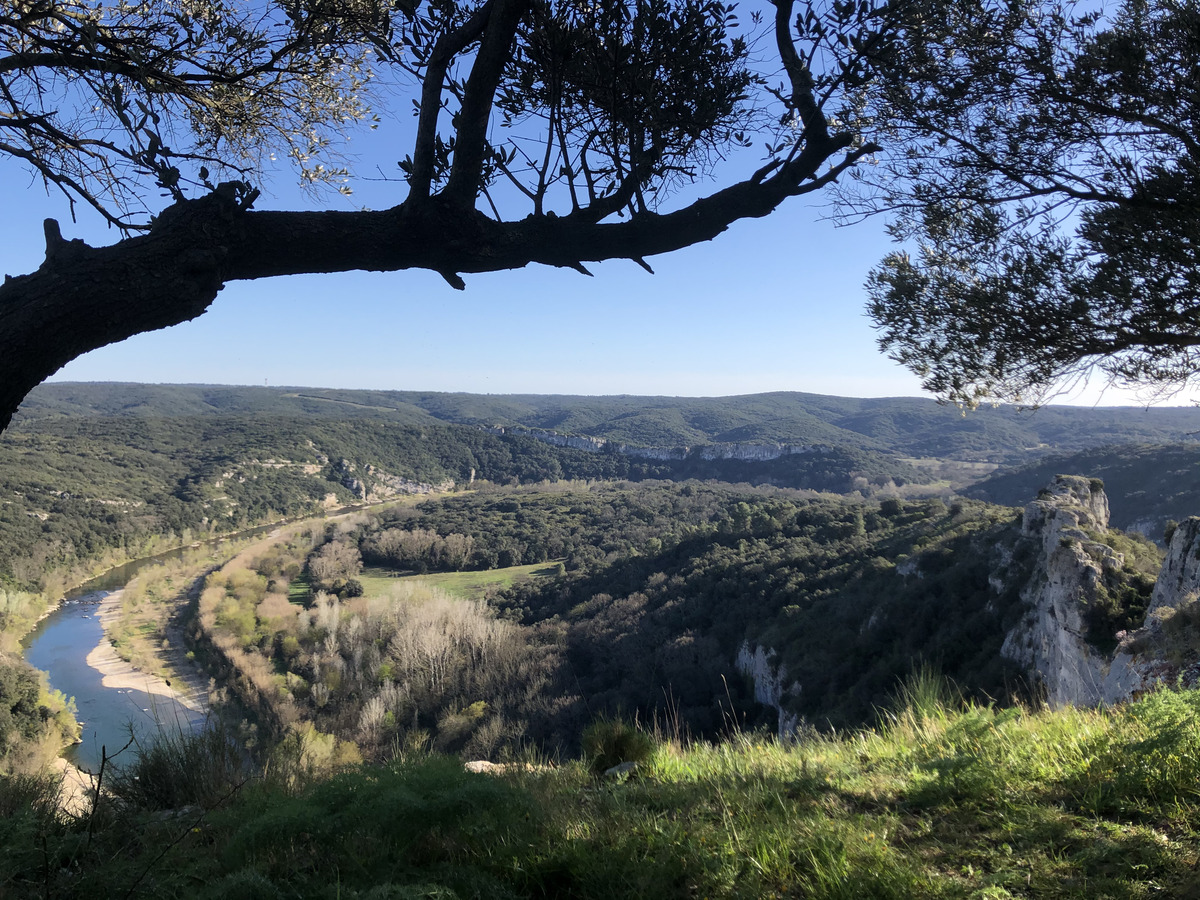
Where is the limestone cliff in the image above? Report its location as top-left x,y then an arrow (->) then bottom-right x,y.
999,476 -> 1121,707
734,475 -> 1189,734
735,642 -> 802,739
1099,517 -> 1200,699
1001,475 -> 1200,707
329,458 -> 452,502
1147,517 -> 1200,615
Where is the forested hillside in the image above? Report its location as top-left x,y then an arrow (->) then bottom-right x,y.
0,383 -> 1184,777
20,383 -> 1200,461
0,411 -> 927,601
193,481 -> 1158,763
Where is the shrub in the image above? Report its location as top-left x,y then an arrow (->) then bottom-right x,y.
107,720 -> 250,811
265,723 -> 362,794
581,716 -> 658,776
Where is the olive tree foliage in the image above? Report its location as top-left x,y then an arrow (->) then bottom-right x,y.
1,0 -> 381,227
0,0 -> 889,431
858,0 -> 1200,406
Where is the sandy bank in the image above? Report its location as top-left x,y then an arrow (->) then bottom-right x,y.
51,756 -> 95,818
84,590 -> 207,714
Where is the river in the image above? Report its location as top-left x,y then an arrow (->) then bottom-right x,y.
19,523 -> 284,774
20,504 -> 384,774
23,590 -> 206,774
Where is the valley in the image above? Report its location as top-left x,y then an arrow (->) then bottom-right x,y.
6,383 -> 1200,897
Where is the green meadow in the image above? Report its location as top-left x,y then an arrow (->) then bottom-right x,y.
358,562 -> 564,602
9,676 -> 1200,899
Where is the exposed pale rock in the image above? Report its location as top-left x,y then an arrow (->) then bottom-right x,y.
1147,517 -> 1200,616
1001,476 -> 1122,707
695,443 -> 820,461
736,642 -> 803,739
1098,517 -> 1200,699
1002,476 -> 1200,707
463,760 -> 541,775
328,458 -> 451,502
602,761 -> 639,779
464,760 -> 501,774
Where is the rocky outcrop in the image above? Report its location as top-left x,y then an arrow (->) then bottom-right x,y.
736,642 -> 802,738
1147,517 -> 1200,616
1001,476 -> 1200,707
734,475 -> 1199,722
1000,476 -> 1119,707
696,443 -> 819,461
1099,517 -> 1200,698
329,458 -> 452,502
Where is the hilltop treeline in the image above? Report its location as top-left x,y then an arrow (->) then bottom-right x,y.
23,382 -> 1200,461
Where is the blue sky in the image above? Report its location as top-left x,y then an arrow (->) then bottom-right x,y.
0,99 -> 1183,406
3,156 -> 929,398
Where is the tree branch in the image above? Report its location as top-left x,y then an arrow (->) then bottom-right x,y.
0,132 -> 860,432
443,0 -> 531,206
408,1 -> 496,203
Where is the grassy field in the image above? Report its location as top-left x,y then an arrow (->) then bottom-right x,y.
10,676 -> 1200,898
358,561 -> 565,601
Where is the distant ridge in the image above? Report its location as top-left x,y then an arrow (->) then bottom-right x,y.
19,382 -> 1200,462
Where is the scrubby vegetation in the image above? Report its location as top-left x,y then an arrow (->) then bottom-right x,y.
0,653 -> 78,774
8,679 -> 1200,898
190,481 -> 1162,759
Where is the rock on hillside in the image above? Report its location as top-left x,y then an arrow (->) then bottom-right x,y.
735,642 -> 802,739
1000,476 -> 1124,706
1002,475 -> 1200,706
1099,517 -> 1200,699
742,475 -> 1194,736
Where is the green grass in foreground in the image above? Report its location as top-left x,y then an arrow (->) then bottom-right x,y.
10,680 -> 1200,898
358,561 -> 563,601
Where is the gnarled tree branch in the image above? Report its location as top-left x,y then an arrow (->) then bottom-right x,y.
0,124 -> 867,432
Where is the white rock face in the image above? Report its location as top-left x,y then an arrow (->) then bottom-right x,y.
329,458 -> 452,501
1098,517 -> 1200,698
1147,517 -> 1200,615
1002,476 -> 1200,707
735,642 -> 802,738
1000,476 -> 1119,707
739,476 -> 1198,727
695,443 -> 819,461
